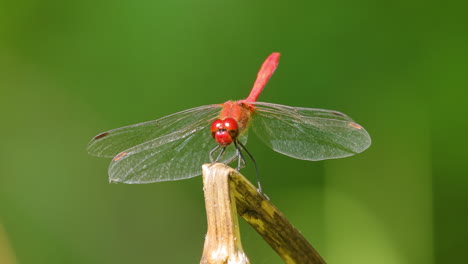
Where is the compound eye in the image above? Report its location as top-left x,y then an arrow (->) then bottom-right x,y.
223,118 -> 238,132
210,118 -> 240,146
210,119 -> 223,133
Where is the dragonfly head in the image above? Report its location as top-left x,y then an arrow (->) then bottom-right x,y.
211,118 -> 239,146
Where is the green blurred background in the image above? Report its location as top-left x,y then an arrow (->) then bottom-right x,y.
1,0 -> 467,263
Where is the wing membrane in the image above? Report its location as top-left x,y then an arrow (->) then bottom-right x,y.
108,125 -> 248,183
87,104 -> 221,157
251,102 -> 371,161
87,104 -> 249,183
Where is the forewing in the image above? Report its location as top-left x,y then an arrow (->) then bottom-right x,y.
108,124 -> 248,183
87,104 -> 221,158
251,102 -> 371,161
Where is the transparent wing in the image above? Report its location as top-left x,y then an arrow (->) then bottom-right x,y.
108,125 -> 248,183
250,102 -> 371,161
87,104 -> 221,158
87,104 -> 249,183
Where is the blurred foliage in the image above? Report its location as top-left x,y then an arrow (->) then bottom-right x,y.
1,0 -> 467,263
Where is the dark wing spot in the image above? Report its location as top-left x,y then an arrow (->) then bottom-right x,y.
94,132 -> 109,140
331,111 -> 345,117
113,152 -> 128,162
348,122 -> 363,129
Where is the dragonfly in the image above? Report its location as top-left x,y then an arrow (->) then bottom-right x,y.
87,52 -> 371,186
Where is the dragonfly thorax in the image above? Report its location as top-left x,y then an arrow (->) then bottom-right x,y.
211,118 -> 239,146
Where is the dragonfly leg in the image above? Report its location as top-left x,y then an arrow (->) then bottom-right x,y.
213,146 -> 227,163
209,145 -> 220,163
233,141 -> 247,171
237,141 -> 263,193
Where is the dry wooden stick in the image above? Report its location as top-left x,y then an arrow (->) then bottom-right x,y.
200,163 -> 250,264
200,163 -> 326,264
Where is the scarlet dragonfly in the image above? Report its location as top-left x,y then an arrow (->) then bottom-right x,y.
88,53 -> 371,184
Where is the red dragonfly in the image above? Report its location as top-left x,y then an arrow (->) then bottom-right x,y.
88,53 -> 371,185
